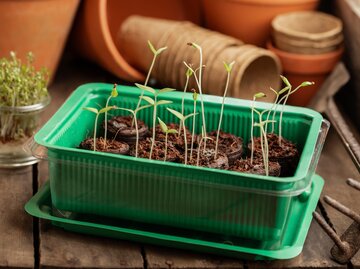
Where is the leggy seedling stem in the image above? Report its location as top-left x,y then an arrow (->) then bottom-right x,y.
158,117 -> 178,161
215,61 -> 235,159
196,130 -> 213,167
179,66 -> 193,134
133,41 -> 167,126
104,84 -> 118,145
136,83 -> 174,159
190,89 -> 198,160
250,92 -> 266,165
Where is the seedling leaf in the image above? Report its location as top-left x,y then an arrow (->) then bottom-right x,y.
148,40 -> 157,55
117,107 -> 134,114
135,104 -> 152,113
135,83 -> 155,94
156,100 -> 173,106
167,129 -> 178,134
83,107 -> 98,114
280,75 -> 291,88
184,112 -> 198,121
111,84 -> 118,97
156,46 -> 167,55
167,108 -> 184,120
223,61 -> 235,73
254,92 -> 266,99
300,81 -> 314,87
158,117 -> 168,133
158,87 -> 176,95
99,106 -> 116,114
186,67 -> 193,77
278,86 -> 290,95
141,96 -> 155,105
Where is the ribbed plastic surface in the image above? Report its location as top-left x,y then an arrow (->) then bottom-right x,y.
35,83 -> 325,243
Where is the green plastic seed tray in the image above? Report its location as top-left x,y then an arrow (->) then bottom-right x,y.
25,175 -> 324,260
32,83 -> 329,245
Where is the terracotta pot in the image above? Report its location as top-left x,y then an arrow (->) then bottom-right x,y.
72,0 -> 201,82
272,11 -> 343,54
267,41 -> 344,106
0,0 -> 80,82
202,0 -> 319,47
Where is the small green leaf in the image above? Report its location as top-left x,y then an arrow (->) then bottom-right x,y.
148,40 -> 157,55
111,84 -> 118,97
158,117 -> 168,133
156,46 -> 167,55
280,75 -> 291,88
158,87 -> 176,95
167,108 -> 184,120
135,83 -> 155,94
156,100 -> 173,106
184,112 -> 198,121
186,67 -> 193,77
223,61 -> 235,73
278,86 -> 290,95
136,104 -> 152,112
193,91 -> 198,101
116,107 -> 135,115
300,81 -> 315,87
140,96 -> 155,105
167,129 -> 178,134
83,107 -> 98,114
254,92 -> 266,99
99,106 -> 116,114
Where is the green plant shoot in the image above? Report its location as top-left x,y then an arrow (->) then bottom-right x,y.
250,92 -> 266,164
276,76 -> 314,146
167,108 -> 196,165
158,117 -> 178,161
215,61 -> 235,159
190,89 -> 198,160
133,41 -> 167,125
196,129 -> 213,167
179,64 -> 194,134
104,83 -> 118,145
83,106 -> 116,151
136,83 -> 174,159
115,104 -> 151,157
186,43 -> 208,148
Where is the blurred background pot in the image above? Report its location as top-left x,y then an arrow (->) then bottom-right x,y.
267,41 -> 343,106
0,0 -> 80,83
72,0 -> 201,82
202,0 -> 319,47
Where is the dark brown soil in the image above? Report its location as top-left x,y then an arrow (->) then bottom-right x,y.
153,123 -> 197,151
79,137 -> 129,155
129,137 -> 181,162
104,115 -> 148,144
230,158 -> 281,177
206,130 -> 243,164
249,133 -> 299,177
187,148 -> 229,169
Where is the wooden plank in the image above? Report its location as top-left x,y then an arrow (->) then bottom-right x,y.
246,217 -> 345,269
0,167 -> 34,268
37,59 -> 144,269
146,246 -> 244,269
316,127 -> 360,268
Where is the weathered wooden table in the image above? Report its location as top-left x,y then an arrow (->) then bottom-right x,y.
1,58 -> 359,269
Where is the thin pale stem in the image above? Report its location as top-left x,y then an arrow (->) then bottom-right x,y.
261,127 -> 269,176
149,98 -> 157,160
215,71 -> 230,159
183,121 -> 188,165
259,125 -> 266,175
164,132 -> 168,161
250,99 -> 255,165
94,113 -> 99,152
196,138 -> 203,166
104,96 -> 111,145
265,94 -> 278,133
279,94 -> 290,146
190,100 -> 196,160
134,113 -> 139,158
179,76 -> 190,134
133,54 -> 157,126
192,72 -> 207,150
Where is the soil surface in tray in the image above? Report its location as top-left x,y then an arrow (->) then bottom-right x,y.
230,158 -> 281,176
79,137 -> 130,155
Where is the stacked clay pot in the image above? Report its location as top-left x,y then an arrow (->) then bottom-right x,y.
118,16 -> 281,102
268,11 -> 344,106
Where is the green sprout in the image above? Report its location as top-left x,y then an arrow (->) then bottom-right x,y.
133,41 -> 167,125
115,104 -> 151,157
167,108 -> 196,165
185,43 -> 208,148
83,106 -> 116,151
136,83 -> 174,159
275,76 -> 314,146
214,61 -> 235,159
250,92 -> 267,164
190,89 -> 198,160
179,64 -> 194,134
158,117 -> 178,161
104,83 -> 118,144
254,118 -> 276,176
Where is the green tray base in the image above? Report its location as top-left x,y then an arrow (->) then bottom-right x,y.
25,175 -> 324,260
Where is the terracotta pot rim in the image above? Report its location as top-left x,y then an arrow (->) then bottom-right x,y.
225,0 -> 318,6
98,0 -> 144,81
272,11 -> 342,41
266,41 -> 344,61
